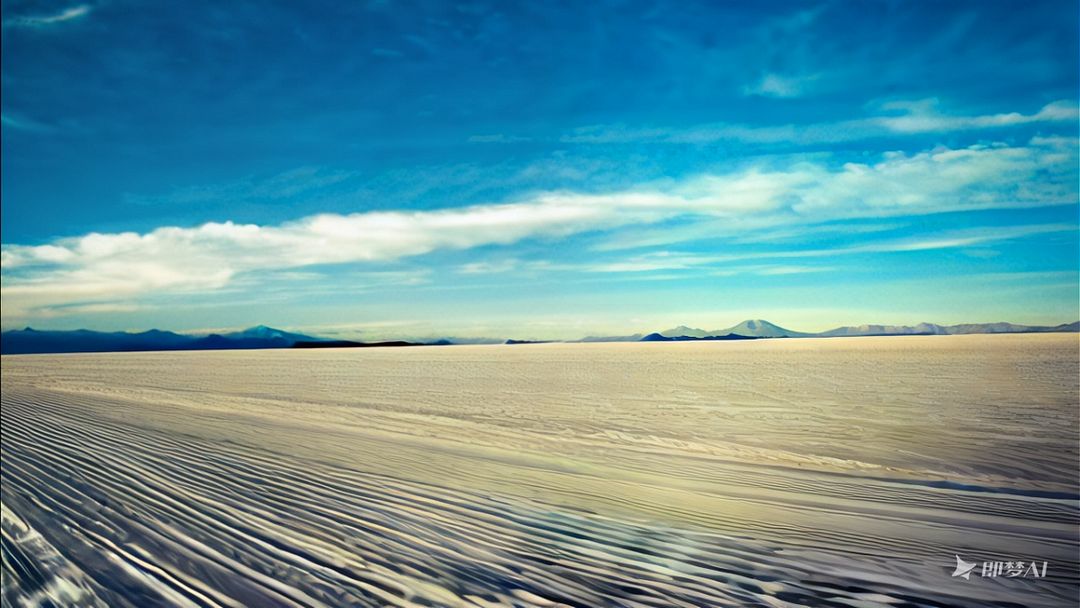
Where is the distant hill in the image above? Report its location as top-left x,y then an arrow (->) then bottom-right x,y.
641,332 -> 760,342
818,321 -> 1078,337
576,334 -> 645,343
945,321 -> 1079,334
1,325 -> 327,355
430,336 -> 503,345
657,319 -> 807,339
219,325 -> 320,343
713,319 -> 810,338
817,322 -> 949,337
646,318 -> 1078,342
658,325 -> 712,338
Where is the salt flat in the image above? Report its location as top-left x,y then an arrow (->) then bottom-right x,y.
2,334 -> 1078,607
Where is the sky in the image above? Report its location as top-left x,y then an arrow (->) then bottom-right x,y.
1,0 -> 1078,340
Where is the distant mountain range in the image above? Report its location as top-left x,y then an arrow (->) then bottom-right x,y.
577,318 -> 1079,343
2,320 -> 1077,355
0,325 -> 329,355
657,319 -> 812,339
817,321 -> 1080,337
647,319 -> 1078,340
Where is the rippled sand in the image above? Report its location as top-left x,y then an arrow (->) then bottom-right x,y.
2,334 -> 1078,607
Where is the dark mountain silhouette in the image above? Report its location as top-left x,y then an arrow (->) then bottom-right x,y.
1,328 -> 192,354
640,332 -> 671,342
1,326 -> 326,355
640,332 -> 760,342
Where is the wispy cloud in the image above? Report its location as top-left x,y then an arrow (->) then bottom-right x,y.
467,134 -> 533,143
573,224 -> 1075,274
29,302 -> 142,319
761,223 -> 1076,260
1,112 -> 54,133
2,138 -> 1076,321
124,166 -> 360,206
3,4 -> 91,28
742,72 -> 820,98
874,99 -> 1079,133
554,100 -> 1079,145
456,259 -> 522,274
752,265 -> 834,276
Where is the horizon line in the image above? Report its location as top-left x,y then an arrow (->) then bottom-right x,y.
4,317 -> 1078,341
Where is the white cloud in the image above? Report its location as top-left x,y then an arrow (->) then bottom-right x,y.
2,138 -> 1076,322
874,99 -> 1080,133
3,4 -> 91,28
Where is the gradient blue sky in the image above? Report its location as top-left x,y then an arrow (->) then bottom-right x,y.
2,0 -> 1078,339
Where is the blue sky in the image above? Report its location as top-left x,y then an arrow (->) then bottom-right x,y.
1,0 -> 1078,339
